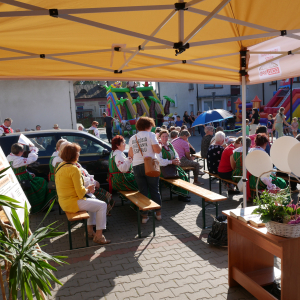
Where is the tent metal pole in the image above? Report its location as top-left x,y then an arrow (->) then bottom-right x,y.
290,78 -> 293,122
190,31 -> 280,47
183,0 -> 231,44
118,10 -> 176,71
0,5 -> 175,17
178,0 -> 184,42
61,15 -> 174,47
242,75 -> 247,208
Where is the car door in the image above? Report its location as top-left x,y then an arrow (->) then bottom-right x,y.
60,132 -> 111,185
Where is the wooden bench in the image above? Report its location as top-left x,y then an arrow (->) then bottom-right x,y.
203,170 -> 238,194
192,154 -> 206,170
65,211 -> 90,250
181,166 -> 194,181
160,178 -> 227,228
203,170 -> 258,197
119,191 -> 161,238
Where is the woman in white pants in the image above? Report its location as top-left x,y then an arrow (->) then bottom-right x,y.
55,143 -> 110,245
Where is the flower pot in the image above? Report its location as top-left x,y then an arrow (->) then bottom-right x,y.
266,220 -> 300,238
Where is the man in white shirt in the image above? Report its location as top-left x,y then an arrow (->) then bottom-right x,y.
0,118 -> 13,135
88,121 -> 100,138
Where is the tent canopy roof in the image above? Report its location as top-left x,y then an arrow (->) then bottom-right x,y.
1,0 -> 300,84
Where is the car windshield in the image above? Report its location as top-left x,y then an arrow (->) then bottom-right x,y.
61,135 -> 106,156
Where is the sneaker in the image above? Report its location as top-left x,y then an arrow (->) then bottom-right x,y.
142,217 -> 149,224
178,195 -> 191,202
228,190 -> 240,195
155,213 -> 162,221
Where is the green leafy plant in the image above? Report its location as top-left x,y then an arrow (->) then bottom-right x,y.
0,201 -> 67,300
253,188 -> 300,223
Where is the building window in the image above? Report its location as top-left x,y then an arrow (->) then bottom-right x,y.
231,85 -> 240,95
99,105 -> 106,115
293,77 -> 300,83
270,81 -> 277,85
188,83 -> 194,90
204,84 -> 223,89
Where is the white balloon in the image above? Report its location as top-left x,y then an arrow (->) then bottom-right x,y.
245,150 -> 273,177
288,143 -> 300,177
270,136 -> 298,172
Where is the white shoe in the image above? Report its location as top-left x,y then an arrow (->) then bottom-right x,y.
142,217 -> 149,224
156,213 -> 162,221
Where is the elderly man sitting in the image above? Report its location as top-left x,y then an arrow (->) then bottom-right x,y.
200,126 -> 214,159
172,130 -> 204,186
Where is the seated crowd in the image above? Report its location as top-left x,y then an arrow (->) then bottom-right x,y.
203,124 -> 299,194
7,117 -> 205,234
7,116 -> 299,246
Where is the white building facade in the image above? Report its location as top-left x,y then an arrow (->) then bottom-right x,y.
0,80 -> 77,131
156,78 -> 300,117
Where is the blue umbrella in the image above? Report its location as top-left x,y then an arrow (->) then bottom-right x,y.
192,109 -> 234,127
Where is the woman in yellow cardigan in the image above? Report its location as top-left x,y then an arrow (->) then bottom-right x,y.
55,143 -> 110,245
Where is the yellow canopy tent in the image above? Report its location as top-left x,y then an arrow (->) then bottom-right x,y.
1,0 -> 300,205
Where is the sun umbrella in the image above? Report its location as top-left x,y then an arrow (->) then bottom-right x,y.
192,109 -> 234,127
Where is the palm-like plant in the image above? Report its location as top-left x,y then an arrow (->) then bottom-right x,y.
0,201 -> 67,300
163,96 -> 175,115
148,96 -> 161,119
132,97 -> 144,116
118,97 -> 128,119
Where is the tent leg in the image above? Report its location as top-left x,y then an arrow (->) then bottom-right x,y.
242,71 -> 247,208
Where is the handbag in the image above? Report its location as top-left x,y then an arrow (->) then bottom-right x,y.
20,179 -> 31,190
47,180 -> 56,190
135,135 -> 160,177
160,164 -> 179,179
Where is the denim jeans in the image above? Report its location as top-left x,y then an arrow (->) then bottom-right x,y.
133,163 -> 161,216
115,124 -> 122,135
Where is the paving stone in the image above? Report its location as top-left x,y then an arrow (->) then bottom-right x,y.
129,271 -> 151,281
186,290 -> 212,300
136,283 -> 159,296
89,279 -> 113,290
69,284 -> 92,296
208,277 -> 228,288
164,265 -> 185,274
174,275 -> 197,287
122,279 -> 144,291
210,268 -> 228,278
189,280 -> 213,292
160,272 -> 182,282
124,295 -> 154,300
171,285 -> 195,296
104,293 -> 118,300
97,271 -> 117,282
141,276 -> 162,286
115,288 -> 139,300
104,265 -> 124,274
206,285 -> 229,297
156,279 -> 180,292
195,264 -> 217,275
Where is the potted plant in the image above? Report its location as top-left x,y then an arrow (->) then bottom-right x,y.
0,197 -> 67,300
253,187 -> 300,238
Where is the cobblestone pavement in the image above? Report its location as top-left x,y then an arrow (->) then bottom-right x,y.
28,133 -> 283,300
